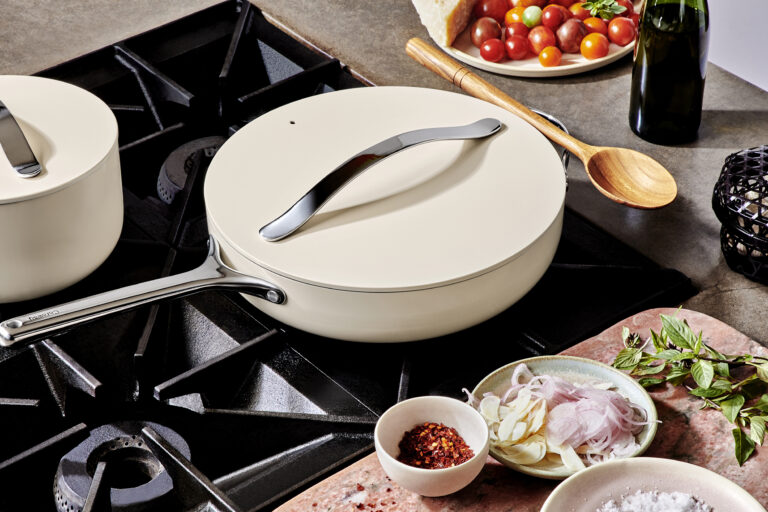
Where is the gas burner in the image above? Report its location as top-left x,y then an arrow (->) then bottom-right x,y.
54,422 -> 189,512
157,136 -> 225,205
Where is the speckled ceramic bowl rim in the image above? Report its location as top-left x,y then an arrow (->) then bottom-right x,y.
540,457 -> 767,512
374,395 -> 490,474
471,355 -> 658,480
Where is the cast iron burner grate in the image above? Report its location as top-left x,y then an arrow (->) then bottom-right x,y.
0,1 -> 696,511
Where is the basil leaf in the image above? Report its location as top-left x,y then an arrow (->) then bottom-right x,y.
651,328 -> 666,353
689,386 -> 727,398
613,347 -> 643,370
749,416 -> 767,446
733,427 -> 755,466
655,349 -> 682,361
633,363 -> 666,376
660,314 -> 696,350
691,360 -> 714,389
721,394 -> 746,424
638,377 -> 665,388
621,326 -> 630,345
755,394 -> 768,413
711,379 -> 733,392
751,361 -> 768,383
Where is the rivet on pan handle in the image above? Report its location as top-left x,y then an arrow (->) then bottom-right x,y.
0,100 -> 42,178
0,236 -> 286,347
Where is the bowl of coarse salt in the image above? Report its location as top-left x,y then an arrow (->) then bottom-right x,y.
540,457 -> 766,512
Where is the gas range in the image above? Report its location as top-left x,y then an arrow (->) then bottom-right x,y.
0,2 -> 695,511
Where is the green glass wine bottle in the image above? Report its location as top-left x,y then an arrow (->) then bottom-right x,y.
628,0 -> 709,144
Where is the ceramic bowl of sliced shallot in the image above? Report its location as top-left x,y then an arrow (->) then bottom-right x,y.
468,355 -> 657,479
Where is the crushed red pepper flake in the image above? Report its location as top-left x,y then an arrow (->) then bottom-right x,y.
356,483 -> 365,492
397,421 -> 474,469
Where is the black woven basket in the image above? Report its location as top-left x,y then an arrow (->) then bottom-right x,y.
712,145 -> 768,283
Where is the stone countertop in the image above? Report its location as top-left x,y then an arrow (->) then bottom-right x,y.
1,0 -> 767,342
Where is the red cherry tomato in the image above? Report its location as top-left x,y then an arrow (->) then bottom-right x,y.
608,16 -> 636,46
504,22 -> 530,40
538,45 -> 562,66
480,38 -> 506,62
541,4 -> 565,30
470,17 -> 502,48
580,32 -> 610,59
527,25 -> 556,54
547,0 -> 576,6
583,16 -> 608,35
474,0 -> 509,24
568,2 -> 590,21
516,0 -> 547,7
630,12 -> 640,27
615,0 -> 634,17
505,34 -> 530,60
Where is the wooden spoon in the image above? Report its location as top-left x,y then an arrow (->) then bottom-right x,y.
405,38 -> 677,209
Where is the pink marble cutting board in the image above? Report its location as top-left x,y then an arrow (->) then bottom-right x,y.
274,308 -> 768,511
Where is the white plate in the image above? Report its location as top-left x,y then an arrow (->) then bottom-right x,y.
472,355 -> 657,479
440,3 -> 642,77
541,457 -> 767,511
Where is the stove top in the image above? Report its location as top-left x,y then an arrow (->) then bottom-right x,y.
0,2 -> 696,510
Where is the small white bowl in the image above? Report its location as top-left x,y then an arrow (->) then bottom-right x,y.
374,395 -> 490,497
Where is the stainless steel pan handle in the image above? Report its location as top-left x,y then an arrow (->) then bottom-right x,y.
258,118 -> 502,242
0,236 -> 286,347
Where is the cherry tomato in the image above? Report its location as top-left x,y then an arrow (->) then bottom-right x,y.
541,4 -> 565,30
580,32 -> 610,59
568,2 -> 590,21
630,12 -> 640,27
522,6 -> 543,28
505,6 -> 527,25
480,38 -> 506,62
608,16 -> 636,46
582,16 -> 608,35
474,0 -> 509,24
504,22 -> 529,40
615,0 -> 634,17
470,17 -> 502,48
538,45 -> 562,66
556,18 -> 588,53
547,0 -> 576,6
551,4 -> 573,21
505,34 -> 530,60
516,0 -> 546,7
527,25 -> 556,54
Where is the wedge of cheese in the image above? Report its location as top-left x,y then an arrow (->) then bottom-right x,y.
411,0 -> 480,47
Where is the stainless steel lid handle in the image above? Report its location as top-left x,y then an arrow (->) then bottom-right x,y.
0,236 -> 286,347
0,100 -> 42,178
259,118 -> 502,242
